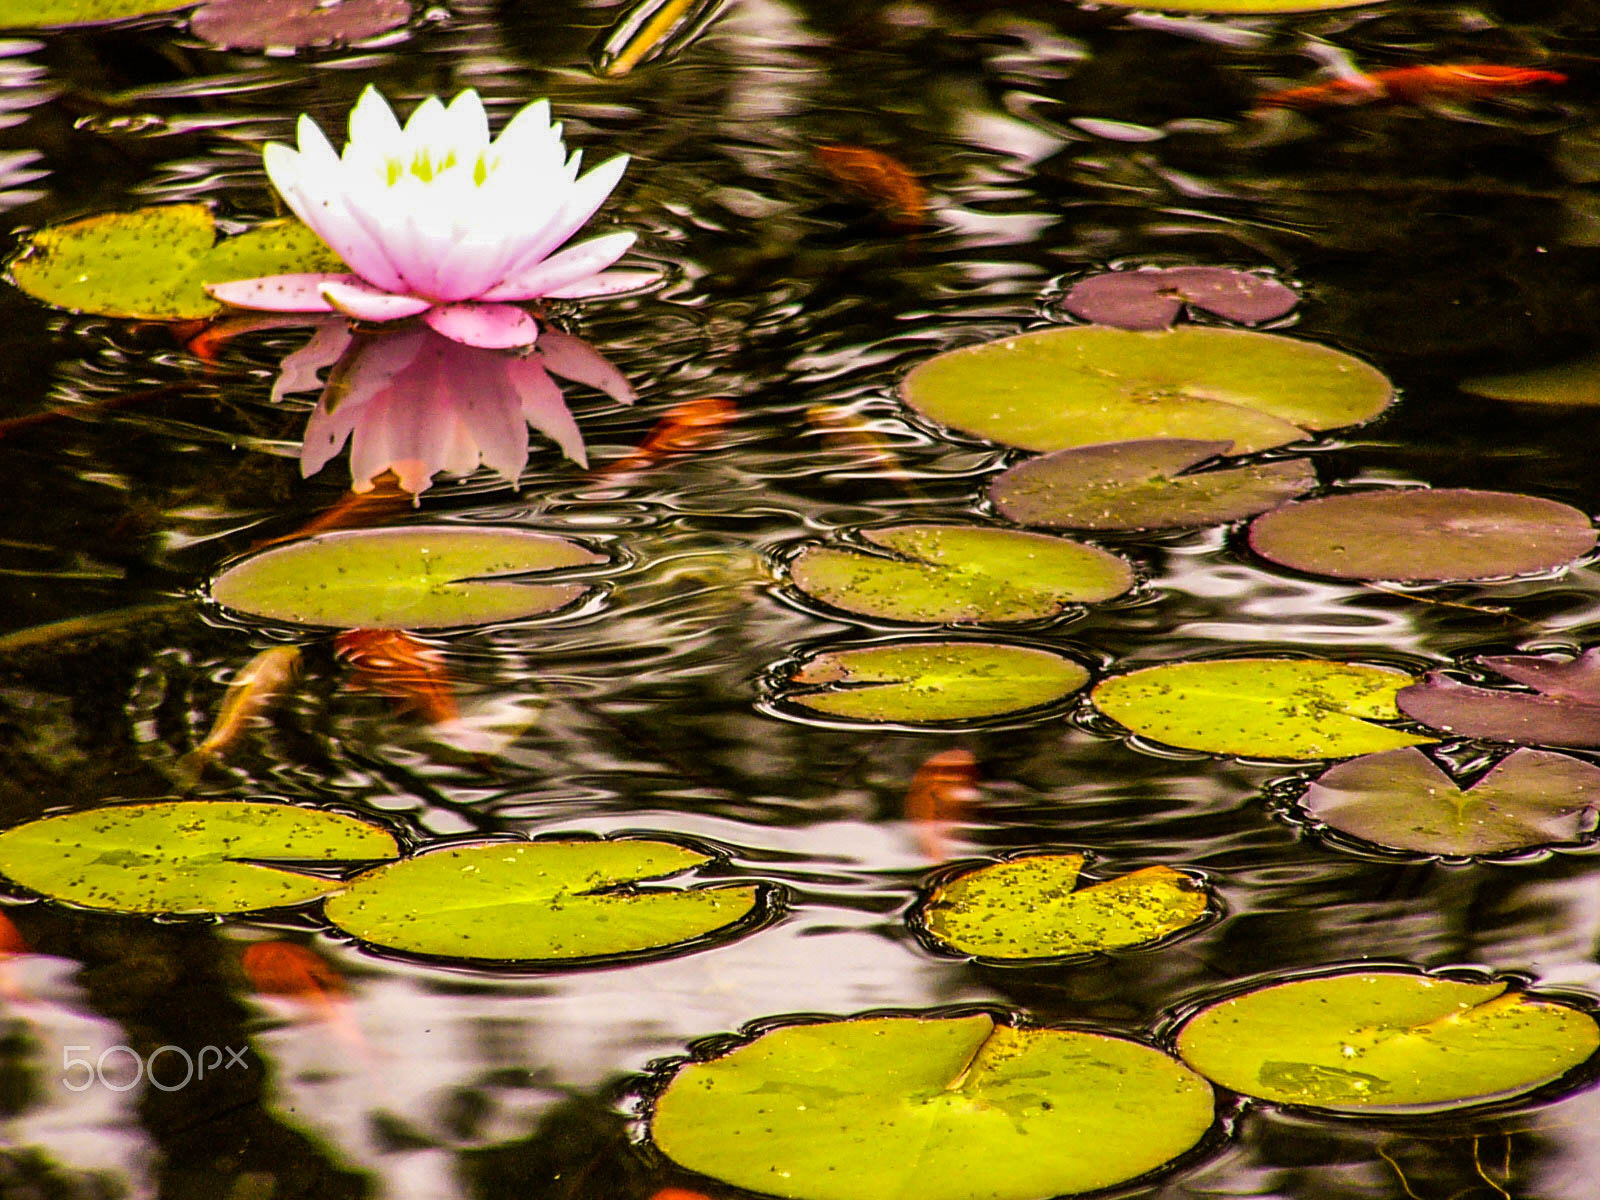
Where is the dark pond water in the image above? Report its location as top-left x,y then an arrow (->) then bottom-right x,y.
7,0 -> 1600,1197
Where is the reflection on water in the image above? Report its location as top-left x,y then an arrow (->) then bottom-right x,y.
5,0 -> 1600,1197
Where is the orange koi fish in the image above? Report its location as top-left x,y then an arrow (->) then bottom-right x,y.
904,749 -> 980,860
599,396 -> 736,476
647,1190 -> 718,1200
1257,64 -> 1565,111
241,941 -> 364,1049
334,629 -> 460,726
0,912 -> 30,1001
250,477 -> 413,552
816,144 -> 927,229
176,646 -> 303,784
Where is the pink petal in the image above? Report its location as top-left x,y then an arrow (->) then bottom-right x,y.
423,302 -> 538,349
207,273 -> 353,313
271,318 -> 352,404
319,278 -> 433,322
479,232 -> 636,302
543,269 -> 659,300
535,329 -> 636,405
507,357 -> 588,467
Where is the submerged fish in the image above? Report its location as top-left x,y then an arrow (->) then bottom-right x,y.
176,646 -> 303,783
904,748 -> 980,860
241,941 -> 364,1048
816,144 -> 927,228
599,396 -> 736,476
334,629 -> 460,726
1257,63 -> 1566,110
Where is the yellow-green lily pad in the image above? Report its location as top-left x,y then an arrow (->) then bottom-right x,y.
324,839 -> 763,962
1461,354 -> 1600,408
0,0 -> 189,24
782,641 -> 1090,724
209,526 -> 606,630
651,1013 -> 1216,1200
918,855 -> 1210,960
1177,971 -> 1600,1112
787,524 -> 1133,624
1091,658 -> 1434,760
900,326 -> 1393,455
0,801 -> 398,914
6,203 -> 342,320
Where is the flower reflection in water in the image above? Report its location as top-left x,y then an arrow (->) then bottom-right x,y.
274,318 -> 634,496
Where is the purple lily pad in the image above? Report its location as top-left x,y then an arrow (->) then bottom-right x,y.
190,0 -> 411,51
1397,650 -> 1600,748
1300,745 -> 1600,856
1248,488 -> 1596,582
1062,267 -> 1299,332
990,438 -> 1316,532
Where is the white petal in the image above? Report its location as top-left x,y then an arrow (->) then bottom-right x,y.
444,89 -> 491,155
480,232 -> 636,302
295,114 -> 340,168
347,86 -> 402,154
491,156 -> 630,283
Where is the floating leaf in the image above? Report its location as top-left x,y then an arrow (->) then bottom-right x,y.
0,0 -> 188,25
991,438 -> 1315,531
0,801 -> 398,915
190,0 -> 412,51
900,326 -> 1392,455
1062,268 -> 1298,331
782,642 -> 1089,724
1461,355 -> 1600,407
787,524 -> 1132,624
1091,658 -> 1432,760
6,204 -> 342,320
1397,649 -> 1600,748
210,527 -> 606,629
651,1013 -> 1216,1200
593,0 -> 729,77
324,839 -> 760,961
919,855 -> 1209,960
1299,746 -> 1600,856
1248,489 -> 1595,582
1176,971 -> 1599,1112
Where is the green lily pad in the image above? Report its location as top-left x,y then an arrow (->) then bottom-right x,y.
0,0 -> 189,24
1248,489 -> 1596,582
1299,746 -> 1600,856
787,524 -> 1132,624
919,855 -> 1210,960
323,839 -> 761,961
991,439 -> 1316,532
209,527 -> 606,629
1176,971 -> 1600,1112
0,801 -> 398,915
782,642 -> 1089,724
6,204 -> 342,320
650,1013 -> 1216,1200
900,326 -> 1392,455
1091,658 -> 1434,760
1461,355 -> 1600,407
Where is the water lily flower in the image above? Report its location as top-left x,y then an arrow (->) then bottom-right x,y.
276,319 -> 635,494
208,86 -> 650,350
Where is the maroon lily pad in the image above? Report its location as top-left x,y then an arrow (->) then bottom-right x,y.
1248,489 -> 1595,582
190,0 -> 411,51
1300,745 -> 1600,855
1062,267 -> 1299,331
1397,650 -> 1600,748
990,438 -> 1316,532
